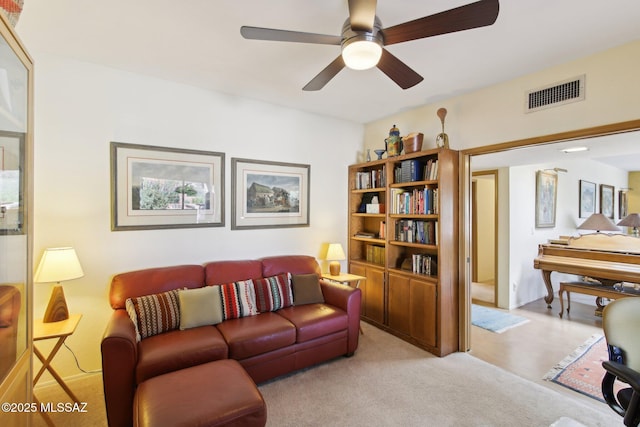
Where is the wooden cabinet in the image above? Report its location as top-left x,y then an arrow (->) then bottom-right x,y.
348,148 -> 458,356
349,262 -> 385,326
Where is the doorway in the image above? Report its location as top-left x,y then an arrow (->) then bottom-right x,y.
471,170 -> 497,306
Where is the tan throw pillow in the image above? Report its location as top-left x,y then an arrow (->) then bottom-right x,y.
292,274 -> 324,305
178,286 -> 223,329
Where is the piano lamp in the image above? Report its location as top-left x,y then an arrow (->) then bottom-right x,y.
34,247 -> 84,323
577,213 -> 620,233
618,213 -> 640,237
326,243 -> 346,276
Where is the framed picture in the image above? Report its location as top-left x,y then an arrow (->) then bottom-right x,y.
535,170 -> 557,228
619,190 -> 628,220
0,131 -> 25,235
231,158 -> 310,230
579,180 -> 596,218
111,142 -> 224,230
599,184 -> 614,219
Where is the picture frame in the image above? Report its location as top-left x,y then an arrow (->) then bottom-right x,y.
110,142 -> 225,230
231,158 -> 310,230
619,190 -> 628,220
579,180 -> 596,218
0,130 -> 25,235
535,170 -> 557,228
599,184 -> 614,219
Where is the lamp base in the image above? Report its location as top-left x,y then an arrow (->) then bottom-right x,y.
329,261 -> 341,276
43,284 -> 69,323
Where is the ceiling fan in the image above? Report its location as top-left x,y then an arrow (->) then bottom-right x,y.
240,0 -> 499,91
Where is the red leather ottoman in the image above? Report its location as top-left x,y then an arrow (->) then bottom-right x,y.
133,359 -> 267,427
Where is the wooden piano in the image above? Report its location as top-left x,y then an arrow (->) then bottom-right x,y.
533,233 -> 640,307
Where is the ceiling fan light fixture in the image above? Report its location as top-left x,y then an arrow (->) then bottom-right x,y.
341,37 -> 382,70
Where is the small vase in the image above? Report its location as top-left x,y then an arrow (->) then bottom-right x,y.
366,149 -> 371,162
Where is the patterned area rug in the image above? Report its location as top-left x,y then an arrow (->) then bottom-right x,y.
471,304 -> 529,333
543,334 -> 609,402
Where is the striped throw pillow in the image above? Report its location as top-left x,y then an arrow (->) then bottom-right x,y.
253,273 -> 293,312
217,280 -> 258,320
125,289 -> 180,341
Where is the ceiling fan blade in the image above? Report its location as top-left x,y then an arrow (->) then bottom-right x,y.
383,0 -> 499,46
377,49 -> 423,90
303,56 -> 346,91
240,26 -> 341,45
348,0 -> 377,32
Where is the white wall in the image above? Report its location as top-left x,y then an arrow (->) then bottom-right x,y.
31,53 -> 363,379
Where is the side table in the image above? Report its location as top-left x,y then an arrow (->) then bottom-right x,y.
33,313 -> 82,426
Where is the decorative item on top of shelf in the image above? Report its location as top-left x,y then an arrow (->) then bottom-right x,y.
374,149 -> 386,160
435,108 -> 450,149
402,133 -> 424,154
385,124 -> 403,157
366,149 -> 371,162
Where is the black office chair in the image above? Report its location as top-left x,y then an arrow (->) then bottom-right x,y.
602,297 -> 640,427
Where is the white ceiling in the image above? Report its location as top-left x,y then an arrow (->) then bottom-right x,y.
15,0 -> 640,125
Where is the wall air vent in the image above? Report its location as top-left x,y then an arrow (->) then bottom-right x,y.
525,75 -> 585,113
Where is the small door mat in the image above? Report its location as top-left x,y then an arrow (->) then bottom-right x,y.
543,334 -> 608,402
471,304 -> 529,333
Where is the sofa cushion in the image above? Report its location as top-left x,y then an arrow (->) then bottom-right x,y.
178,287 -> 223,330
126,290 -> 181,341
277,304 -> 348,343
136,326 -> 228,384
253,273 -> 294,312
292,274 -> 325,305
216,281 -> 258,320
216,312 -> 296,360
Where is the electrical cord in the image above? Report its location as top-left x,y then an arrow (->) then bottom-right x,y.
63,341 -> 101,374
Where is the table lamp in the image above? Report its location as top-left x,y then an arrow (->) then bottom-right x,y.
326,243 -> 346,276
34,247 -> 84,323
618,213 -> 640,237
577,213 -> 620,233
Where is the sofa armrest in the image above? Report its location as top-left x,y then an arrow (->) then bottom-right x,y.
320,280 -> 361,355
101,309 -> 138,427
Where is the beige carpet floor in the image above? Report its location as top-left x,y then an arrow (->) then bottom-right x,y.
32,322 -> 621,426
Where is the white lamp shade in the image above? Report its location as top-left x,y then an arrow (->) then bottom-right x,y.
326,243 -> 346,261
34,247 -> 84,283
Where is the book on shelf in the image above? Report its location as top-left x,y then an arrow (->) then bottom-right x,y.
390,187 -> 438,215
365,244 -> 385,266
355,165 -> 386,190
423,159 -> 438,180
394,220 -> 438,244
409,254 -> 437,275
354,231 -> 377,239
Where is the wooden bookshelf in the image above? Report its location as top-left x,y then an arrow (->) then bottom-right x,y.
348,148 -> 459,356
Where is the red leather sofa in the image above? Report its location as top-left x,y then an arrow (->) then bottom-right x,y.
101,255 -> 361,427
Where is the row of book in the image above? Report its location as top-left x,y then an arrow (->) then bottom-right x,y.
390,188 -> 439,215
393,158 -> 439,183
365,244 -> 385,266
355,166 -> 386,189
394,220 -> 438,245
408,254 -> 437,276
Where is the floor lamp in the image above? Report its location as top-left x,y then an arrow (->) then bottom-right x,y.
34,247 -> 84,323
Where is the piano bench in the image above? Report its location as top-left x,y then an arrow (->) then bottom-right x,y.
558,281 -> 640,318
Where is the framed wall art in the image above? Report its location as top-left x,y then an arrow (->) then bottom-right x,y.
111,142 -> 224,230
579,180 -> 596,218
0,130 -> 25,235
231,158 -> 310,230
535,170 -> 557,228
619,190 -> 628,220
599,184 -> 614,219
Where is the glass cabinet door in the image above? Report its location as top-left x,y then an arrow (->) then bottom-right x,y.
0,9 -> 33,419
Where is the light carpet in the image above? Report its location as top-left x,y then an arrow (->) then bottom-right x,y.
471,304 -> 530,333
260,323 -> 619,426
31,323 -> 620,427
543,334 -> 610,403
